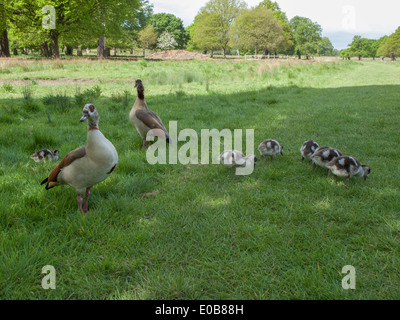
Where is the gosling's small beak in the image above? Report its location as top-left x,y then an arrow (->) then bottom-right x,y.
80,112 -> 89,122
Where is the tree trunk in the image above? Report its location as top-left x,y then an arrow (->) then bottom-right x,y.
210,49 -> 214,58
13,48 -> 18,55
391,53 -> 395,61
105,47 -> 110,57
0,29 -> 11,57
223,47 -> 226,58
65,45 -> 73,56
263,49 -> 269,56
77,45 -> 82,56
97,35 -> 106,58
40,42 -> 51,57
49,29 -> 60,58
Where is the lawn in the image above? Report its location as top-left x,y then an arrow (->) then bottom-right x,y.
0,58 -> 399,299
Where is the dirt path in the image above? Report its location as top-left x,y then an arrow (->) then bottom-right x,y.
0,78 -> 137,86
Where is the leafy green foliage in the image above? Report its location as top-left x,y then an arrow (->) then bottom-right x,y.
138,25 -> 158,50
150,13 -> 189,49
232,7 -> 288,55
377,27 -> 400,59
198,0 -> 247,56
290,16 -> 322,59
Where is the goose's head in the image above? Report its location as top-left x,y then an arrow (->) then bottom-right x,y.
134,79 -> 145,99
80,104 -> 99,128
134,79 -> 143,88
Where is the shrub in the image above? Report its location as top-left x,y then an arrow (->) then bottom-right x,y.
2,83 -> 15,93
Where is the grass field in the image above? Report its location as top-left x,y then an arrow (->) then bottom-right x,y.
0,58 -> 400,299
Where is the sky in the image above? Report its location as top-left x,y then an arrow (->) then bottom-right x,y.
150,0 -> 400,50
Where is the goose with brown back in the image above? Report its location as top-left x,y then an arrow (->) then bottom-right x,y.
129,79 -> 170,147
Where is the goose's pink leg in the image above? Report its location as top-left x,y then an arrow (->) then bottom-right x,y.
77,195 -> 83,214
83,188 -> 91,213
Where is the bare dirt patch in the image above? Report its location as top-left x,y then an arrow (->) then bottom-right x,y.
146,50 -> 210,61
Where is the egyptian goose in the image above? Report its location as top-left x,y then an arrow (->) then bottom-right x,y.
31,149 -> 59,162
300,140 -> 319,161
129,79 -> 170,147
311,147 -> 343,172
41,104 -> 118,213
258,139 -> 283,160
218,150 -> 257,168
326,156 -> 371,183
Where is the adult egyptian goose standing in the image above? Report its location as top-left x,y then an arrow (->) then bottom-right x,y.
41,104 -> 118,213
300,140 -> 319,161
129,79 -> 170,147
326,156 -> 371,183
258,139 -> 283,160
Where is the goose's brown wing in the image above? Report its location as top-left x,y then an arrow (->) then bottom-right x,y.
135,109 -> 170,141
41,146 -> 86,189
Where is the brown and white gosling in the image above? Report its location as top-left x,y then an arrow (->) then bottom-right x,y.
311,147 -> 343,172
30,149 -> 59,163
129,79 -> 170,148
300,140 -> 319,161
326,156 -> 371,183
258,139 -> 283,161
218,150 -> 257,168
41,104 -> 118,214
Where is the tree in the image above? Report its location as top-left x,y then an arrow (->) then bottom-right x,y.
157,31 -> 178,50
232,7 -> 287,56
138,24 -> 158,55
377,27 -> 400,60
9,0 -> 98,59
257,0 -> 293,53
0,0 -> 14,57
346,35 -> 379,59
150,13 -> 189,49
92,0 -> 142,58
340,48 -> 351,60
319,37 -> 334,56
199,0 -> 247,57
122,0 -> 153,50
191,12 -> 223,57
290,16 -> 322,59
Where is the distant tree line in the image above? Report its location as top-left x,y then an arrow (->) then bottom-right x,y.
188,0 -> 336,59
340,27 -> 400,61
2,0 -> 398,60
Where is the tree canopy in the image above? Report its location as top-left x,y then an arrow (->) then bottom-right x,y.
198,0 -> 247,56
377,27 -> 400,60
149,13 -> 189,49
232,6 -> 287,55
290,16 -> 322,59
